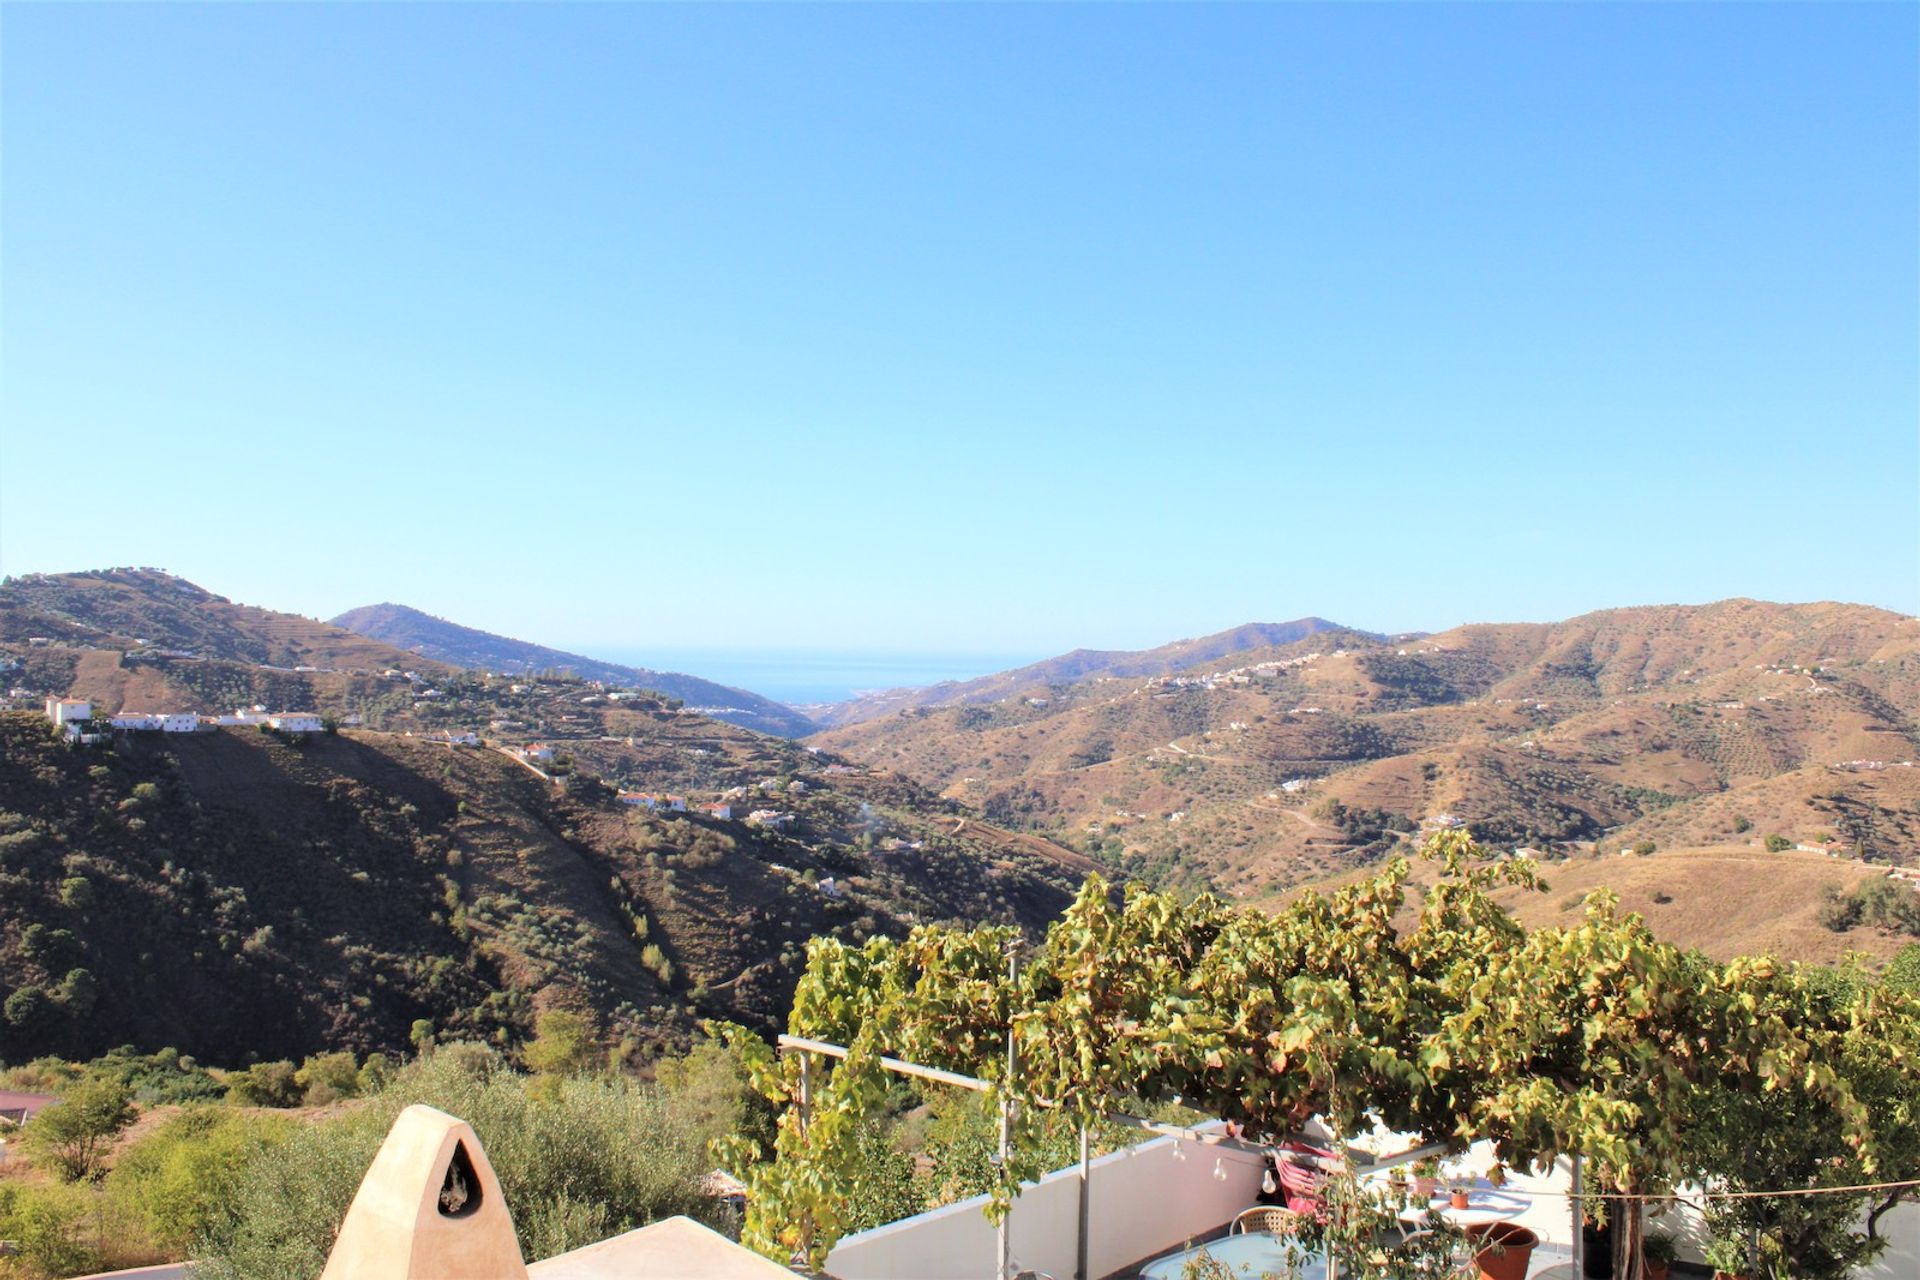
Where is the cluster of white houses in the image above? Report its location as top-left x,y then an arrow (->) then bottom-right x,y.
44,697 -> 324,740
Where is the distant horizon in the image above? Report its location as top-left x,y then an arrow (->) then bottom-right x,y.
8,562 -> 1918,665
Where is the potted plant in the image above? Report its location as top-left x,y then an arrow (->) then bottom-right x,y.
1642,1229 -> 1677,1280
1448,1180 -> 1472,1211
1466,1222 -> 1538,1280
1410,1156 -> 1441,1199
1703,1237 -> 1750,1280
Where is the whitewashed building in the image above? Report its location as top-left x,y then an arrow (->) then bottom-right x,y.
44,697 -> 92,726
266,712 -> 324,733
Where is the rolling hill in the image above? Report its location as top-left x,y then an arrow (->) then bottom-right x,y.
807,599 -> 1920,901
331,602 -> 815,738
1,569 -> 451,675
811,617 -> 1385,727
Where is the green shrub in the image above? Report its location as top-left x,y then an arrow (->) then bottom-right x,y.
521,1009 -> 597,1078
20,1074 -> 136,1182
105,1107 -> 294,1252
0,1180 -> 101,1278
225,1060 -> 302,1108
1818,884 -> 1862,933
196,1046 -> 719,1279
1765,834 -> 1793,853
294,1051 -> 363,1105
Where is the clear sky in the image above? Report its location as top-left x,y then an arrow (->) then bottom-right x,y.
3,3 -> 1914,656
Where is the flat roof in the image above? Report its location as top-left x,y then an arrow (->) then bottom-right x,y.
527,1216 -> 796,1280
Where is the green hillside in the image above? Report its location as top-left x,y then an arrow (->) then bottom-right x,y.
0,713 -> 1088,1069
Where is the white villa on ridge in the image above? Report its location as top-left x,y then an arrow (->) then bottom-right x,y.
44,697 -> 92,726
266,712 -> 324,733
109,711 -> 200,733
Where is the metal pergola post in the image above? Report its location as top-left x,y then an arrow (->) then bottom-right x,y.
1570,1154 -> 1584,1276
1076,1122 -> 1092,1280
999,947 -> 1018,1280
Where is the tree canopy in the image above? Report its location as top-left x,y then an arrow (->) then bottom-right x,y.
724,833 -> 1920,1278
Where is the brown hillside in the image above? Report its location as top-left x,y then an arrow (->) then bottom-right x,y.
809,601 -> 1920,904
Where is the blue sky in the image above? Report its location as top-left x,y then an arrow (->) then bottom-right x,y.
4,3 -> 1914,655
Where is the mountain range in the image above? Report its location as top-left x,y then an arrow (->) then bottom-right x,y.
330,602 -> 815,738
809,597 -> 1920,898
5,568 -> 1918,1068
0,570 -> 1091,1065
807,618 -> 1390,727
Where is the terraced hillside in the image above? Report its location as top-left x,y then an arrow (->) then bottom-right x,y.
809,600 -> 1920,897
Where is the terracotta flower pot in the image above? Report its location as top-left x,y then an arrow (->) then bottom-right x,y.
1414,1176 -> 1440,1197
1645,1261 -> 1670,1280
1468,1223 -> 1538,1280
1450,1189 -> 1471,1210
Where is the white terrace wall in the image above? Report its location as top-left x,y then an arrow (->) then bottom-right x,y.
825,1128 -> 1920,1280
824,1126 -> 1264,1280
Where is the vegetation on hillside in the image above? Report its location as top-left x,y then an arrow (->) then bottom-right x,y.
0,707 -> 1085,1069
328,601 -> 816,737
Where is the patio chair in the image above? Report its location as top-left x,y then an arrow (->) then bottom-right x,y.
1230,1205 -> 1305,1236
1274,1140 -> 1336,1219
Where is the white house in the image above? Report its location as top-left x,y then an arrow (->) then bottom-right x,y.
44,697 -> 92,726
110,712 -> 165,731
748,809 -> 795,830
523,743 -> 555,762
266,712 -> 324,733
430,730 -> 480,746
704,803 -> 734,821
818,877 -> 843,899
787,780 -> 808,795
618,791 -> 655,808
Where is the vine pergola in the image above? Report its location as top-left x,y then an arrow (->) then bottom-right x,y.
717,832 -> 1920,1280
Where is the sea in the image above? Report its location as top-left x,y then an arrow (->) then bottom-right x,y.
591,648 -> 1041,708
